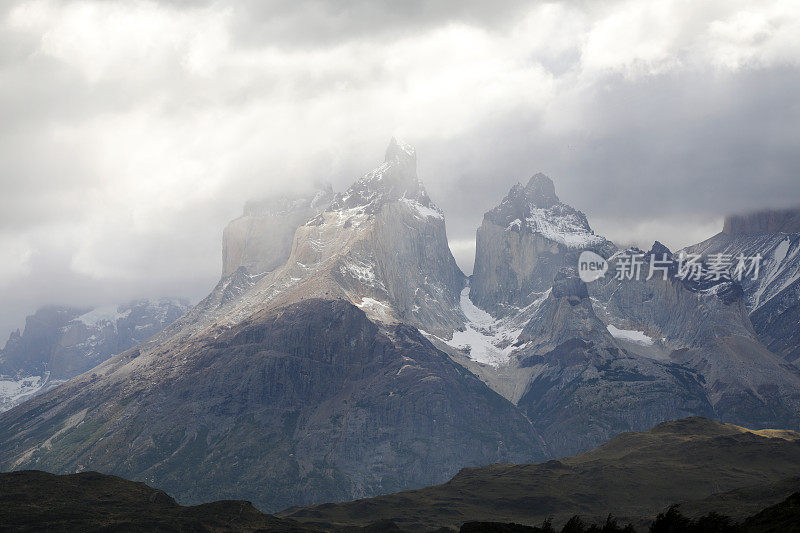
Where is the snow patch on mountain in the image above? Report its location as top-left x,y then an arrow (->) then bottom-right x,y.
443,287 -> 524,366
0,373 -> 51,411
523,206 -> 607,249
356,297 -> 393,322
606,324 -> 655,346
753,237 -> 800,309
400,197 -> 444,220
340,259 -> 385,290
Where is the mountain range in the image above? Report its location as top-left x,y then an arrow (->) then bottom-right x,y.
0,139 -> 799,515
0,299 -> 189,412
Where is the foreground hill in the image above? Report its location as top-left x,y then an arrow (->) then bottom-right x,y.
0,470 -> 318,532
280,417 -> 800,531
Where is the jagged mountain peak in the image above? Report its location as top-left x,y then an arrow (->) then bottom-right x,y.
471,173 -> 615,313
328,138 -> 431,214
517,267 -> 609,351
385,137 -> 416,163
484,174 -> 607,250
648,240 -> 672,257
524,173 -> 559,208
214,139 -> 465,337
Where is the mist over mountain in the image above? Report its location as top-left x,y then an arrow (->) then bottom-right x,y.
3,0 -> 800,347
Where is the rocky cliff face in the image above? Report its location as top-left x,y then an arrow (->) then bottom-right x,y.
0,299 -> 546,512
687,209 -> 800,366
221,185 -> 333,277
188,138 -> 466,338
470,174 -> 615,315
0,299 -> 189,412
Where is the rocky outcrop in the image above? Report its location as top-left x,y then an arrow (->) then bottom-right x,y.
0,299 -> 546,512
221,185 -> 333,277
0,299 -> 189,412
470,174 -> 615,315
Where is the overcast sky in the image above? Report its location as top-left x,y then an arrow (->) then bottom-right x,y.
1,0 -> 799,340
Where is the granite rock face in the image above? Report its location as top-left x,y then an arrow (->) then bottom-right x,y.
470,174 -> 615,315
194,138 -> 466,337
0,299 -> 189,412
0,299 -> 546,512
222,185 -> 333,277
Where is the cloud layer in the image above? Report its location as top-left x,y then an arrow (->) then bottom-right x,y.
1,0 -> 799,339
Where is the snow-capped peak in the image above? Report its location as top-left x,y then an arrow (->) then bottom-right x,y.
486,173 -> 610,250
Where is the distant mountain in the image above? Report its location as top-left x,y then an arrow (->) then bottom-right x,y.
280,417 -> 800,531
0,299 -> 189,412
686,207 -> 800,367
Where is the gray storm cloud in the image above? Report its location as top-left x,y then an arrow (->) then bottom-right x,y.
1,0 -> 799,339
